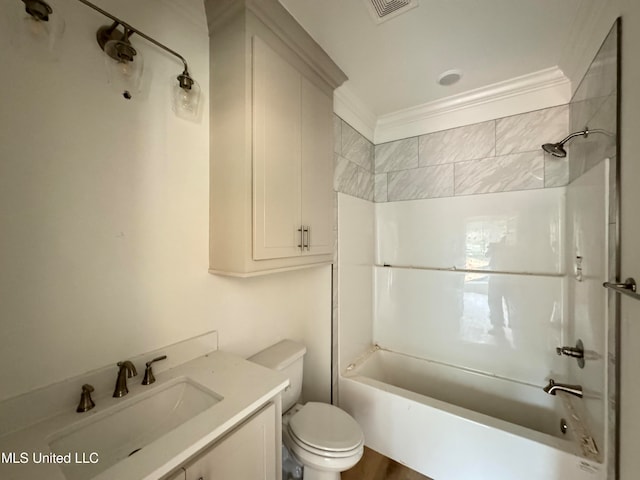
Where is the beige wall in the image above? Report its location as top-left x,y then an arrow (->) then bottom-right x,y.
0,0 -> 330,404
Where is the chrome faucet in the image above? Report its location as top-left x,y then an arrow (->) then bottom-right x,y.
113,361 -> 137,398
543,379 -> 583,398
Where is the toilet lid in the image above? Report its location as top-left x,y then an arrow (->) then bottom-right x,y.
288,402 -> 364,452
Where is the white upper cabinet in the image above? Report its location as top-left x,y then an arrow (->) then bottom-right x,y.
252,36 -> 302,260
206,0 -> 347,276
300,75 -> 335,256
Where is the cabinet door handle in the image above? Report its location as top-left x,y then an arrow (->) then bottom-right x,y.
304,225 -> 310,251
298,226 -> 303,251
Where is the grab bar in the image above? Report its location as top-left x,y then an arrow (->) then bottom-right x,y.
603,277 -> 640,301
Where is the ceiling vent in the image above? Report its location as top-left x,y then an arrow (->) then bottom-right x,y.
363,0 -> 418,24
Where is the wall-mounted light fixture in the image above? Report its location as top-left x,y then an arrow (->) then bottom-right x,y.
18,0 -> 65,53
19,0 -> 200,118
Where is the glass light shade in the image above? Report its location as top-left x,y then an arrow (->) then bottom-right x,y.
172,78 -> 201,121
17,0 -> 65,55
104,39 -> 144,100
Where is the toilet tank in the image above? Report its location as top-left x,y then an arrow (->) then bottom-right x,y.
248,339 -> 306,412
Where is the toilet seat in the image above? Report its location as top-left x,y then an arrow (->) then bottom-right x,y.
287,402 -> 364,457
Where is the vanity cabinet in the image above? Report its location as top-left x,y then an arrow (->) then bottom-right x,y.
183,403 -> 276,480
207,0 -> 347,276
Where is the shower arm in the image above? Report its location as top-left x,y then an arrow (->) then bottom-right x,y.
557,128 -> 611,146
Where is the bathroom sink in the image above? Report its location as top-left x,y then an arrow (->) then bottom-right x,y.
49,378 -> 221,480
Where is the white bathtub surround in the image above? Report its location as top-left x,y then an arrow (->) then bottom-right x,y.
337,194 -> 375,375
374,267 -> 565,386
372,104 -> 570,202
339,349 -> 604,480
418,120 -> 495,166
454,151 -> 545,195
495,105 -> 569,155
387,164 -> 454,201
375,188 -> 565,274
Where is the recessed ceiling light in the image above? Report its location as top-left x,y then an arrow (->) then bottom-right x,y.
437,69 -> 463,86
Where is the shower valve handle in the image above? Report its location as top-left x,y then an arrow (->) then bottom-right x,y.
556,339 -> 585,368
556,346 -> 583,358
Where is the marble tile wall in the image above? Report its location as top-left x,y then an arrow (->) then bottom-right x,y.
372,105 -> 570,202
333,115 -> 375,201
569,23 -> 617,183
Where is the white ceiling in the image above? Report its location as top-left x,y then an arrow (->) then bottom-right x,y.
278,0 -> 585,117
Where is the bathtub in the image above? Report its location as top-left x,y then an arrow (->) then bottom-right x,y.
339,348 -> 605,480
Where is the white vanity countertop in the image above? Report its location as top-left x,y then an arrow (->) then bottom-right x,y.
0,350 -> 288,480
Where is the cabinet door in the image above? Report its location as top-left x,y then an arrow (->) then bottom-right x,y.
184,403 -> 276,480
252,36 -> 302,260
300,76 -> 334,256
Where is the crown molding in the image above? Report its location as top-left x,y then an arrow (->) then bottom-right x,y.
373,67 -> 571,144
333,83 -> 376,143
206,0 -> 347,91
157,0 -> 209,34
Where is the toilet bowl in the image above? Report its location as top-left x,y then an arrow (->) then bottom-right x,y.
283,403 -> 364,480
248,340 -> 364,480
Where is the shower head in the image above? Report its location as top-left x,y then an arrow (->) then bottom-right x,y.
541,129 -> 589,159
542,142 -> 568,158
541,127 -> 612,159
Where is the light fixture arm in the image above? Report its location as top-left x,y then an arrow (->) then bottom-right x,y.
74,0 -> 191,78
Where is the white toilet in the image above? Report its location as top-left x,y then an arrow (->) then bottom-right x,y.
249,339 -> 364,480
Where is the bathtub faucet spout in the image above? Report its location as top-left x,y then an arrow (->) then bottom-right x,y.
543,379 -> 583,398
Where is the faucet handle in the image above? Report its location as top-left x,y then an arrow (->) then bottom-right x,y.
76,384 -> 95,413
142,355 -> 167,385
556,339 -> 585,368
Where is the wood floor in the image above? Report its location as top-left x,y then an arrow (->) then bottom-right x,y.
341,447 -> 433,480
